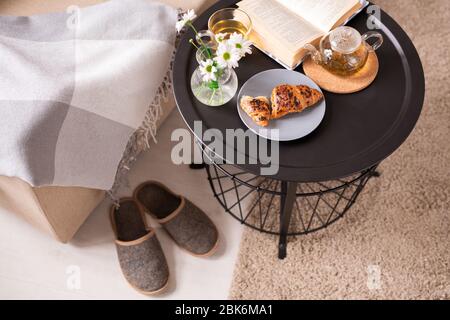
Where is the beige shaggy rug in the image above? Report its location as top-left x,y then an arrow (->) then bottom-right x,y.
230,0 -> 450,300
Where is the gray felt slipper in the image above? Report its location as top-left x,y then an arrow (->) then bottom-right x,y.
134,181 -> 219,257
110,198 -> 169,295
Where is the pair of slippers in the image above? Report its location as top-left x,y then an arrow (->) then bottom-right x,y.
110,181 -> 219,295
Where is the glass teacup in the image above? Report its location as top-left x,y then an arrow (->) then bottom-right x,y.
195,8 -> 252,51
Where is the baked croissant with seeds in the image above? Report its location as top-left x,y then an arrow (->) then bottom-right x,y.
270,84 -> 323,119
240,85 -> 323,127
240,96 -> 272,127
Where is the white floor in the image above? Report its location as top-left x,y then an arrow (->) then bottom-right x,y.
0,111 -> 243,300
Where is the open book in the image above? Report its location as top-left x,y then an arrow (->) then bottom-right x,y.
237,0 -> 369,69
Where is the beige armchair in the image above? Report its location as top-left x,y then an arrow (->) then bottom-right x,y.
0,0 -> 216,243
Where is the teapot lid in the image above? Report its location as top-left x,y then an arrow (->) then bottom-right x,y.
329,26 -> 362,54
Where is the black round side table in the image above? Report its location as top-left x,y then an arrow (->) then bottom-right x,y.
173,0 -> 425,259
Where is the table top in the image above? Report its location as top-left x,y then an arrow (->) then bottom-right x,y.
173,0 -> 425,182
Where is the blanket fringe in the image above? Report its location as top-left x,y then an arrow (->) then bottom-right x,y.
107,10 -> 184,202
108,47 -> 176,201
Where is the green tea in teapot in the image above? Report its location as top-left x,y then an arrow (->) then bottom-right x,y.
304,26 -> 383,76
324,43 -> 369,76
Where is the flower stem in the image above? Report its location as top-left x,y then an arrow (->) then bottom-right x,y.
187,21 -> 212,59
189,39 -> 210,61
189,39 -> 201,51
188,21 -> 200,36
209,89 -> 216,105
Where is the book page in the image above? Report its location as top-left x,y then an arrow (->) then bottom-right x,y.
239,0 -> 322,51
274,0 -> 360,32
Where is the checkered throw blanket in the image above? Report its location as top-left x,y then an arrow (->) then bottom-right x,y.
0,0 -> 177,191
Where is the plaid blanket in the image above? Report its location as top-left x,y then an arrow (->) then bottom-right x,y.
0,0 -> 177,191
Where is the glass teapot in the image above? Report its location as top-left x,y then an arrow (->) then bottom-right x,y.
304,26 -> 383,76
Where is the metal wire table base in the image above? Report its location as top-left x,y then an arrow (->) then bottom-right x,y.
205,161 -> 380,259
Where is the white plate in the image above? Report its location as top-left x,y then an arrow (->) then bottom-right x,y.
237,69 -> 326,141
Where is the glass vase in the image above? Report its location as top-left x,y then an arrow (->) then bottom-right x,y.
190,65 -> 238,107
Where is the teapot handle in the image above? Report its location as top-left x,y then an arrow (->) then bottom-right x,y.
362,31 -> 384,52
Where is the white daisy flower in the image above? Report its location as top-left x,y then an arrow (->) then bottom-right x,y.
215,33 -> 228,44
228,33 -> 252,57
199,59 -> 218,82
214,43 -> 240,69
176,9 -> 197,32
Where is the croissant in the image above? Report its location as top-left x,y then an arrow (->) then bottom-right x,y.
240,84 -> 323,127
270,84 -> 323,119
240,96 -> 272,127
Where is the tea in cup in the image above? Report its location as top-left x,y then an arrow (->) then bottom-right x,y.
196,8 -> 252,49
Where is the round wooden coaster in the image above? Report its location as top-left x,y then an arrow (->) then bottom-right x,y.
303,52 -> 379,94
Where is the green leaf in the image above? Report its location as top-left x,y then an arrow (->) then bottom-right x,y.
208,80 -> 219,90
